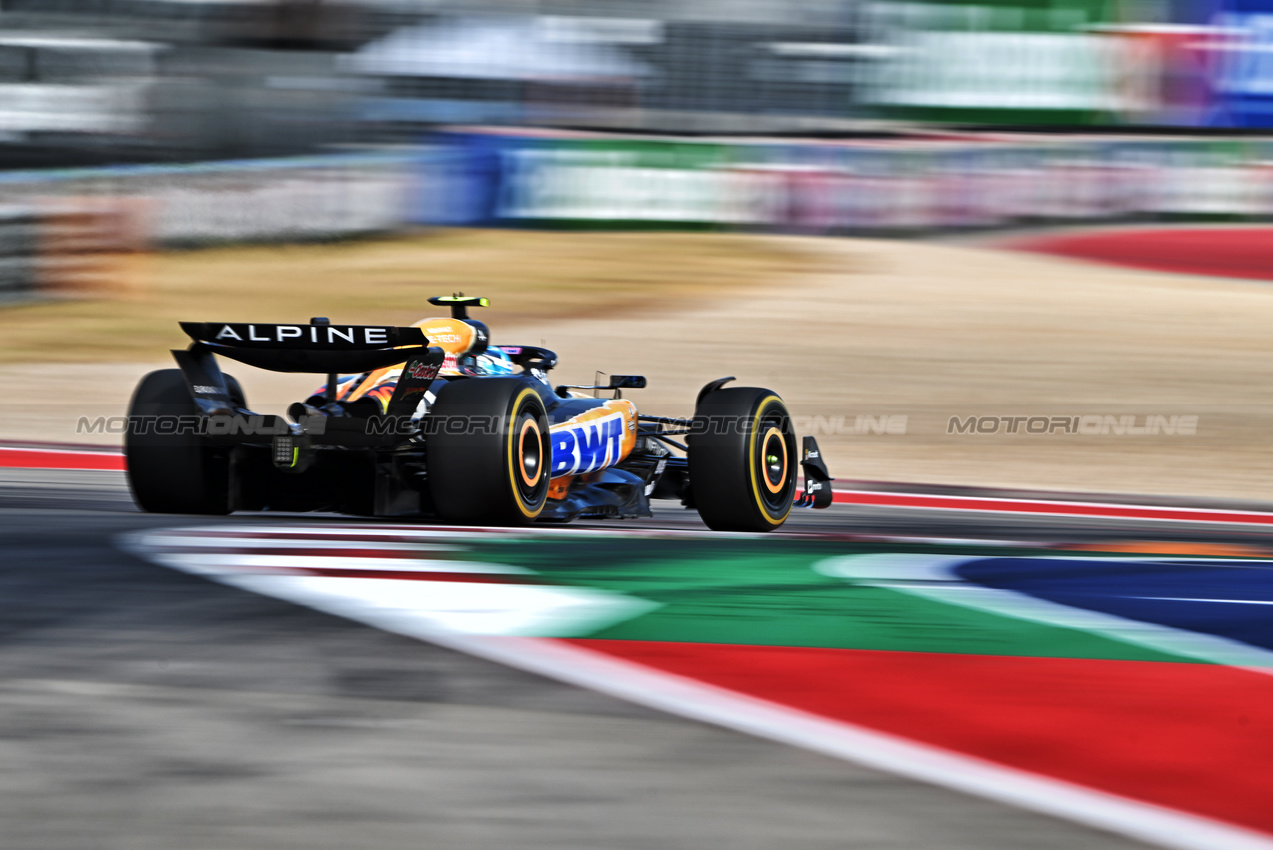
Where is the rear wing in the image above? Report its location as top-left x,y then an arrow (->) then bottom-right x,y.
180,321 -> 432,373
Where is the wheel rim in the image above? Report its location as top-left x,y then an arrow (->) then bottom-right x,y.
760,427 -> 787,494
753,405 -> 795,516
517,416 -> 543,489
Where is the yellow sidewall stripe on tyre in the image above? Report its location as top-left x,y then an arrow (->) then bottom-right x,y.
507,387 -> 544,519
747,396 -> 791,527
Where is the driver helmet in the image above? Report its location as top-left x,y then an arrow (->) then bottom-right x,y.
468,347 -> 515,377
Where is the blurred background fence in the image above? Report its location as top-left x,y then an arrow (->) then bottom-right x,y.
0,134 -> 1268,254
0,153 -> 416,247
420,131 -> 1273,231
0,152 -> 416,298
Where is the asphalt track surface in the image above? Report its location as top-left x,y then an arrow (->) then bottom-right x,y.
15,469 -> 1273,850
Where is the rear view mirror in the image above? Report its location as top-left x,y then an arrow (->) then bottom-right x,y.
608,375 -> 647,389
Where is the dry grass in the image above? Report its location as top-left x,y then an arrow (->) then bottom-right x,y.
0,229 -> 825,364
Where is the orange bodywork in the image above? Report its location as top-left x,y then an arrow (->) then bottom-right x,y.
322,316 -> 486,411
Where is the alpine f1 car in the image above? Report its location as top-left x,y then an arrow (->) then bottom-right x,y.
125,296 -> 833,530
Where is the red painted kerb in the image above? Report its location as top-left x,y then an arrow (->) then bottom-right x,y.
1012,227 -> 1273,282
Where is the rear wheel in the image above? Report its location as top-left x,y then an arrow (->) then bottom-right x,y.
125,369 -> 238,515
426,378 -> 550,525
689,387 -> 797,532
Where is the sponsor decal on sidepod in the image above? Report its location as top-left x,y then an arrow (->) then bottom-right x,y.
550,402 -> 637,477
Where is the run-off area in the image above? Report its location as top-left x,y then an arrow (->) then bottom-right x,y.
132,524 -> 1273,850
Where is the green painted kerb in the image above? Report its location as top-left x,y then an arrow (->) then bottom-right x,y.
458,536 -> 1195,663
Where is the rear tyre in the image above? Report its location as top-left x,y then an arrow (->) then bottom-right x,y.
689,387 -> 797,532
124,369 -> 236,515
426,378 -> 550,525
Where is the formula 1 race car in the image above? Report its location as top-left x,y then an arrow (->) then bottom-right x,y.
124,296 -> 833,530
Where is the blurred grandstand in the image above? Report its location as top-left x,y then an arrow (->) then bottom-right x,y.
3,0 -> 1273,167
0,0 -> 880,167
